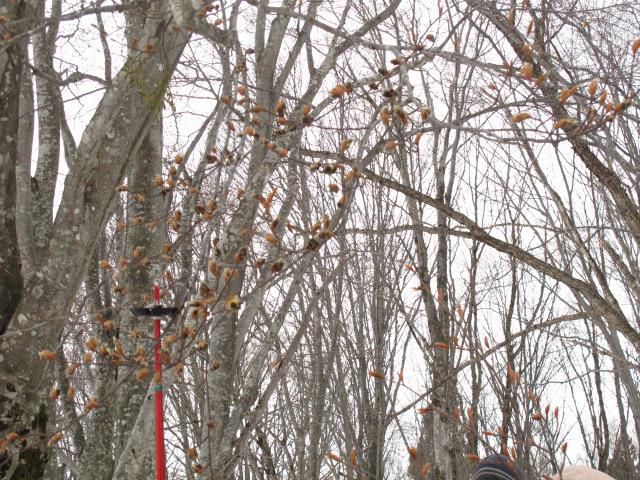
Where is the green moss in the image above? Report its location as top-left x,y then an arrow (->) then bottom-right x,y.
122,55 -> 171,112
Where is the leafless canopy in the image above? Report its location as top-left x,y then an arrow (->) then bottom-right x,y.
0,0 -> 639,478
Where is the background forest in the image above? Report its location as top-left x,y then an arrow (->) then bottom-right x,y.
1,0 -> 640,478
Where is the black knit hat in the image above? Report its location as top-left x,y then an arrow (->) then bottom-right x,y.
471,454 -> 524,480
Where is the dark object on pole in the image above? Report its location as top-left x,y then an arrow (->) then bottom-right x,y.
130,306 -> 179,318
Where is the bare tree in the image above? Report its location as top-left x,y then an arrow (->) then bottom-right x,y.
2,0 -> 640,478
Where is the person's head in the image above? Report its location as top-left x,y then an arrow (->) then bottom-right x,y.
471,454 -> 524,480
551,466 -> 616,480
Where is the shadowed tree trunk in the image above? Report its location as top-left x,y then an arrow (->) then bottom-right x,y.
0,0 -> 201,473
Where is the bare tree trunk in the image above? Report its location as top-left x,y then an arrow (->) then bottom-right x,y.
500,259 -> 518,455
113,113 -> 165,460
0,4 -> 194,475
467,242 -> 481,456
31,0 -> 62,261
16,43 -> 36,278
0,0 -> 28,336
110,8 -> 167,463
78,237 -> 116,480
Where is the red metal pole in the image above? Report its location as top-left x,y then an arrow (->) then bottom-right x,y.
153,284 -> 167,480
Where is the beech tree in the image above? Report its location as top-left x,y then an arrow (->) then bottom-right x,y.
1,0 -> 640,478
